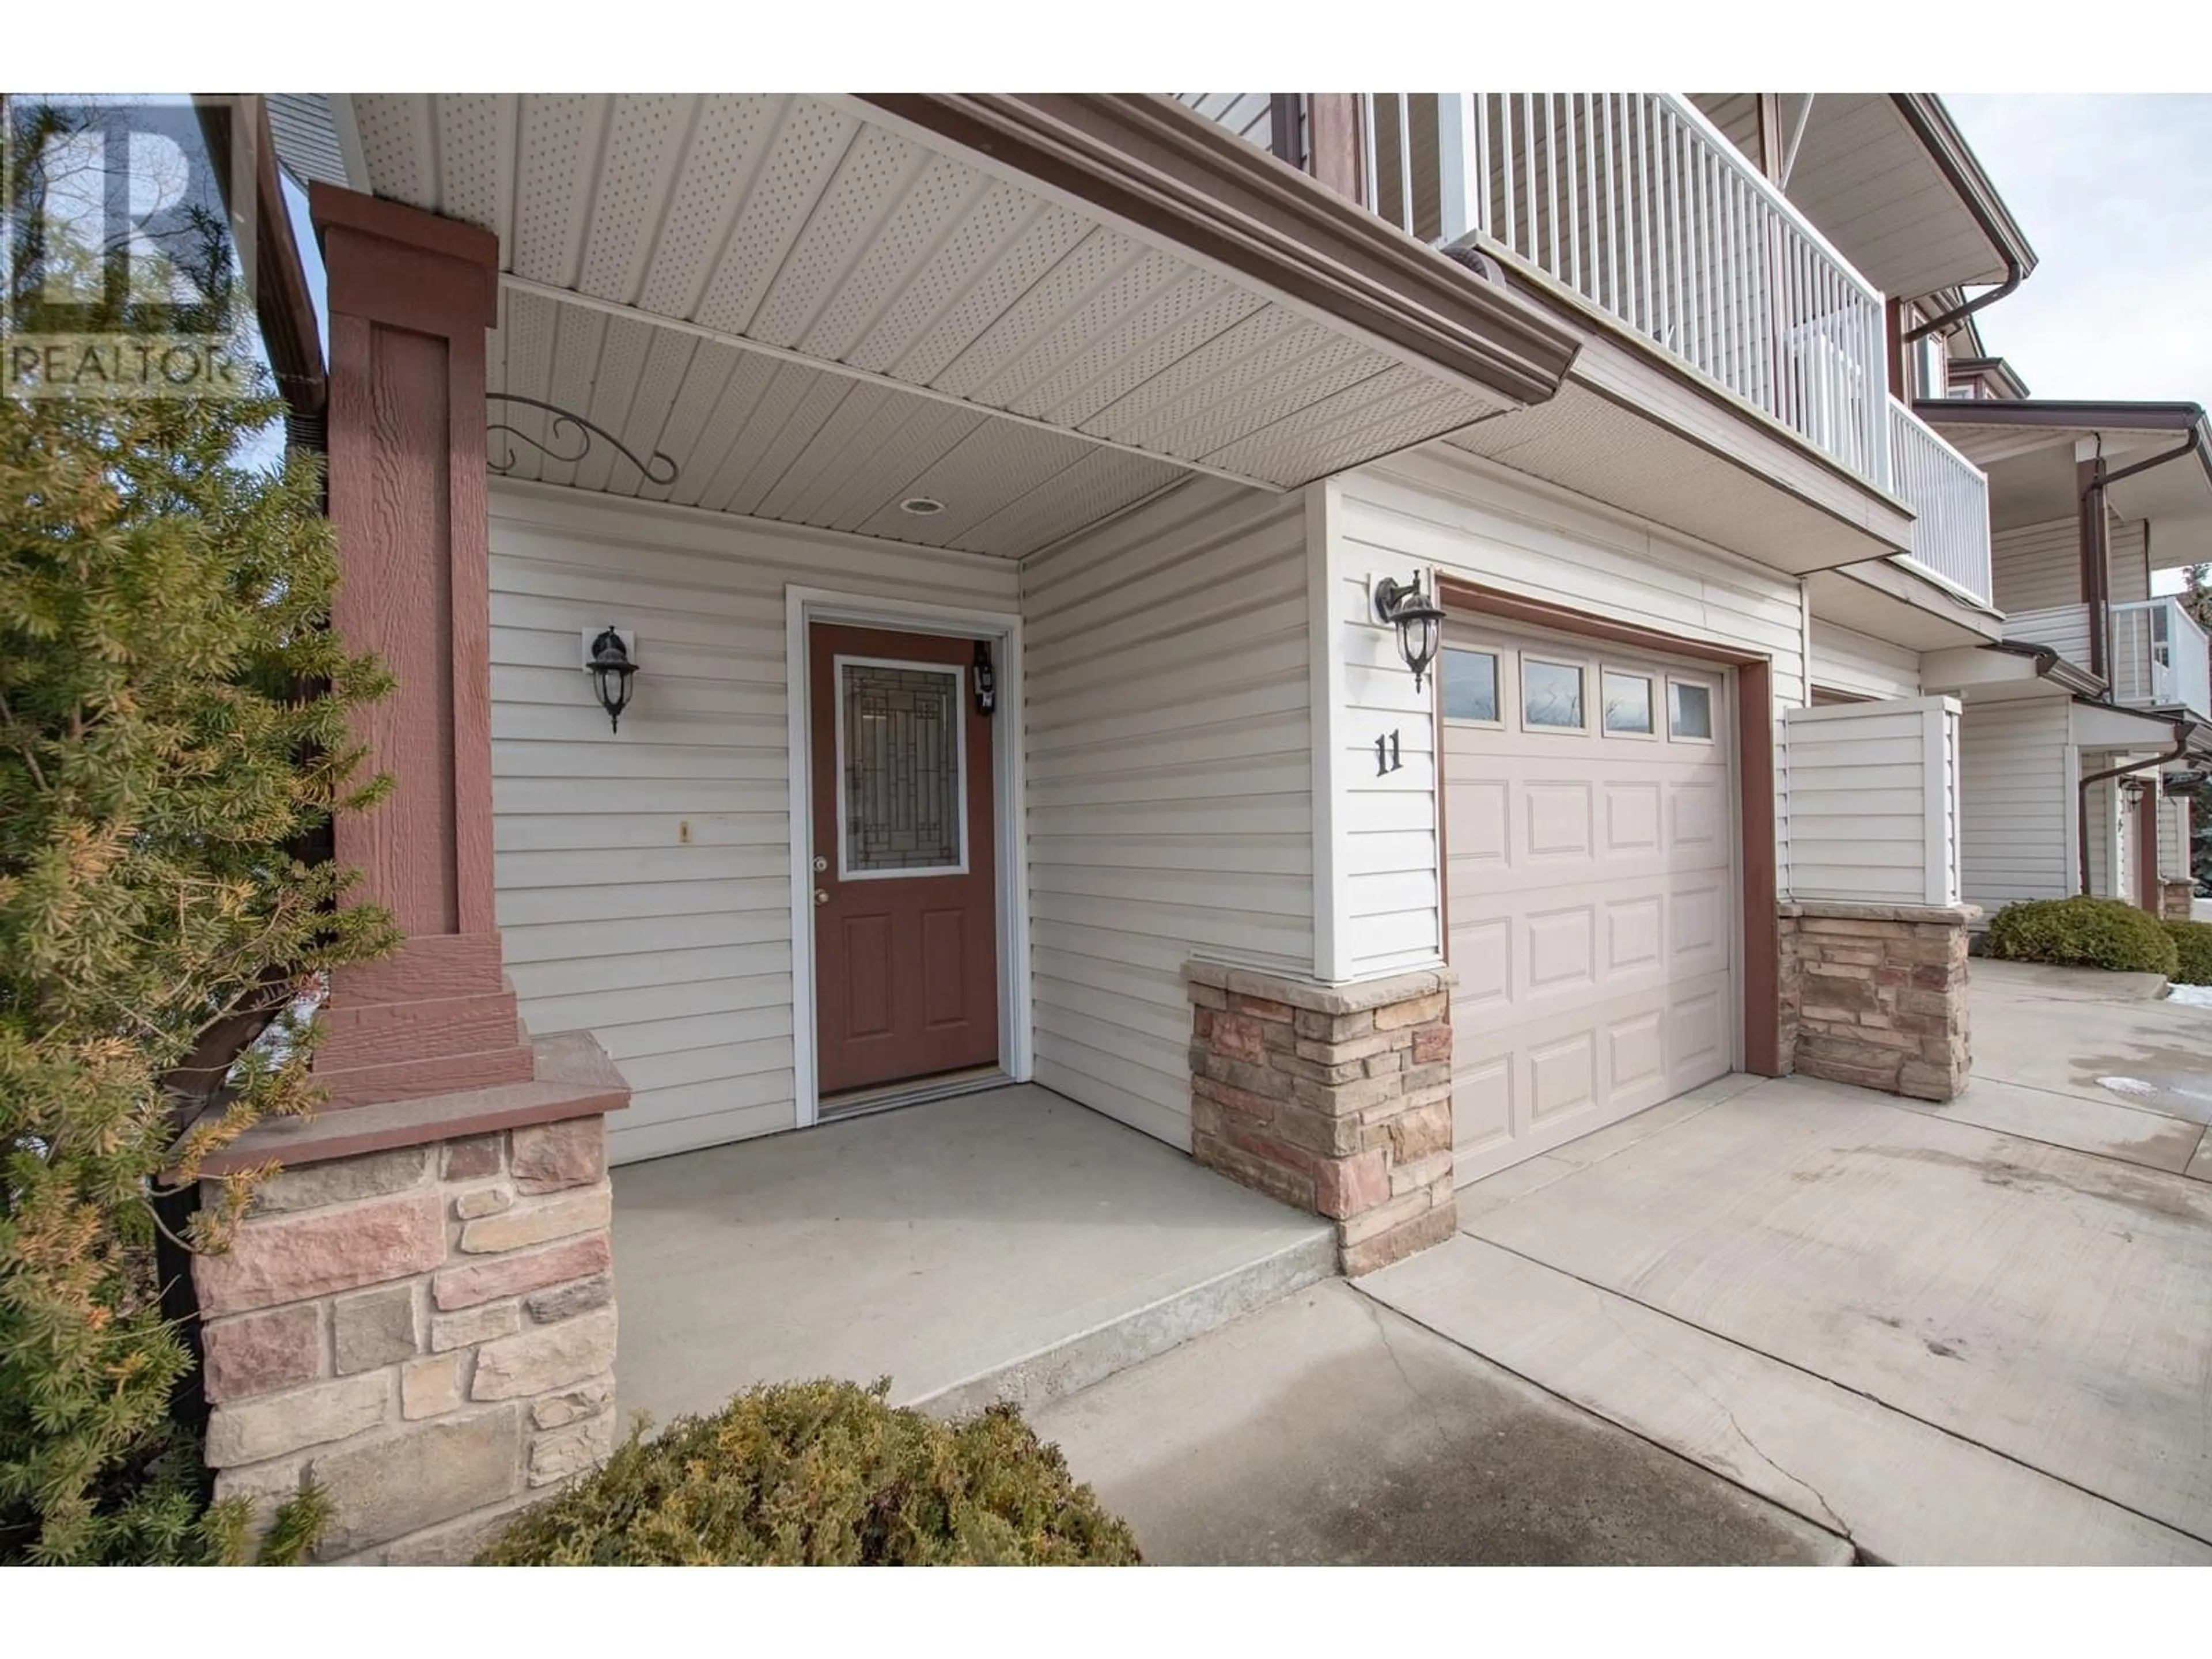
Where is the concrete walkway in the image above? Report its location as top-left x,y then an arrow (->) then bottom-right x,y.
612,1085 -> 1333,1426
1354,963 -> 2212,1563
1033,1279 -> 1849,1565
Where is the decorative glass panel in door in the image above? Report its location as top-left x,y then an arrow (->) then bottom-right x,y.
838,661 -> 965,878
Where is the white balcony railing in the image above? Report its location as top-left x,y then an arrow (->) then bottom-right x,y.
1362,93 -> 1891,491
2005,599 -> 2211,721
1889,397 -> 1993,606
2112,598 -> 2211,719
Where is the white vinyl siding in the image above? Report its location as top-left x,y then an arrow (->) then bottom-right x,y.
1782,698 -> 1961,908
487,483 -> 1019,1165
1958,698 -> 2075,912
1992,513 -> 2146,615
2005,604 -> 2095,671
1993,518 -> 2079,613
2112,522 -> 2151,604
1319,448 -> 1807,983
1021,479 -> 1312,1150
2161,789 -> 2192,885
2086,778 -> 2124,902
1809,621 -> 1922,702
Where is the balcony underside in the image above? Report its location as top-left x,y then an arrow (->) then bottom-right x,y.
1441,331 -> 1918,579
1806,558 -> 2003,651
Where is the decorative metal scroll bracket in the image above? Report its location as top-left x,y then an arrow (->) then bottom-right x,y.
485,394 -> 679,487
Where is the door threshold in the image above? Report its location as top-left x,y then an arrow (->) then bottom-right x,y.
819,1066 -> 1010,1123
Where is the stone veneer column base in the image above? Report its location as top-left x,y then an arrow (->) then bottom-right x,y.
188,1033 -> 626,1563
2162,880 -> 2196,923
1778,902 -> 1978,1102
1185,961 -> 1457,1276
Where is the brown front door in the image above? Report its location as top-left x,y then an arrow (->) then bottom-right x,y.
2136,781 -> 2163,911
809,623 -> 1000,1097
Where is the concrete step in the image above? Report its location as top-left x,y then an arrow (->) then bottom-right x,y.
612,1085 -> 1339,1429
914,1229 -> 1337,1418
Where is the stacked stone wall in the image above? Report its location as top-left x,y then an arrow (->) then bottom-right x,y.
195,1115 -> 616,1563
1777,903 -> 1975,1101
1186,963 -> 1457,1275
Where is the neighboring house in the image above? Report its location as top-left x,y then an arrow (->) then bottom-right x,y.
1915,386 -> 2212,921
196,92 -> 2060,1555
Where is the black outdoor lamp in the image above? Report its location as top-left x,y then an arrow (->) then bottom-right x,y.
585,625 -> 638,733
1373,571 -> 1446,692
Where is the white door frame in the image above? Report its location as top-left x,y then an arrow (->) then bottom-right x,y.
785,584 -> 1031,1128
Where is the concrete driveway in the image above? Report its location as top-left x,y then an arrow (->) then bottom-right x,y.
1042,959 -> 2212,1565
1359,959 -> 2212,1564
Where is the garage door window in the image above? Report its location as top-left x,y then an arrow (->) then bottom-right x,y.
1668,680 -> 1714,741
1522,659 -> 1585,730
1601,669 -> 1654,737
1441,647 -> 1501,724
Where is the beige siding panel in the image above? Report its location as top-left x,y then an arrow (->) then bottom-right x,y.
1022,478 -> 1313,1150
487,482 -> 1019,1164
1993,517 -> 2080,614
1783,698 -> 1960,907
2006,604 -> 2094,672
2160,790 -> 2192,885
1809,622 -> 1922,702
2112,521 -> 2150,604
1959,698 -> 2074,912
2090,778 -> 2122,902
1328,449 -> 1807,980
1994,513 -> 2144,614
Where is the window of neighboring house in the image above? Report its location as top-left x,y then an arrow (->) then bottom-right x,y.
1914,329 -> 1947,400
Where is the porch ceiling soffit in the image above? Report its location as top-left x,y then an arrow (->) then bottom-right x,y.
1438,336 -> 1916,580
333,93 -> 1578,551
1778,93 -> 2032,301
1918,400 -> 2212,551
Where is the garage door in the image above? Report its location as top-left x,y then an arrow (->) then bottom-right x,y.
1440,624 -> 1736,1183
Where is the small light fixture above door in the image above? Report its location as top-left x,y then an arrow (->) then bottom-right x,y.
1372,571 -> 1446,692
582,625 -> 638,733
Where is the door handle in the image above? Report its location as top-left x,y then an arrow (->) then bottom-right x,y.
814,888 -> 829,906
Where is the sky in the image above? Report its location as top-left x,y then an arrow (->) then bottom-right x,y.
1944,95 -> 2212,403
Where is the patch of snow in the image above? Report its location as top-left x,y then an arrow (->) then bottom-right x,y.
2165,983 -> 2212,1007
2096,1076 -> 2160,1097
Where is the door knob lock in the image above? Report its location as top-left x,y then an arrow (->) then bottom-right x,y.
813,888 -> 828,906
812,855 -> 827,873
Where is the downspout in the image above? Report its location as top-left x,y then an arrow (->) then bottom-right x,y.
2079,419 -> 2206,685
1896,97 -> 2025,344
2078,719 -> 2197,896
2089,421 -> 2206,495
1902,260 -> 2023,346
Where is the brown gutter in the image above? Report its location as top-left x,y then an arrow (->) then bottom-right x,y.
857,94 -> 1581,409
1893,94 -> 2035,342
2078,715 -> 2196,895
1982,638 -> 2104,699
1916,397 -> 2212,508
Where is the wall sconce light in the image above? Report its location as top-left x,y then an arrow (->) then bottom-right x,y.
582,625 -> 638,733
972,640 -> 997,715
1372,571 -> 1446,692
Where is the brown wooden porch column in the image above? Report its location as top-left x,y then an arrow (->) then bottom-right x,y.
307,183 -> 535,1107
184,186 -> 630,1565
